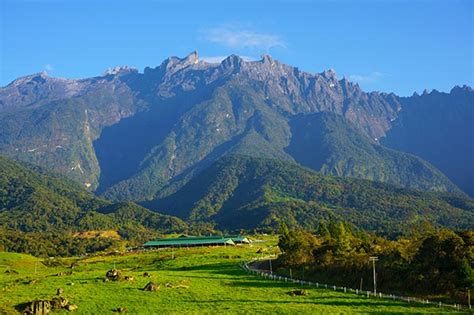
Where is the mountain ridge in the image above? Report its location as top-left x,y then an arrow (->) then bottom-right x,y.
144,154 -> 473,235
1,52 -> 472,199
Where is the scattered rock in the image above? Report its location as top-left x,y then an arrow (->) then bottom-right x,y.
50,296 -> 69,310
4,269 -> 19,274
23,300 -> 52,314
106,269 -> 123,281
142,272 -> 151,278
164,280 -> 190,289
143,282 -> 160,292
56,271 -> 73,276
22,296 -> 76,314
115,306 -> 128,313
56,288 -> 64,295
287,289 -> 309,296
65,304 -> 78,311
124,276 -> 134,281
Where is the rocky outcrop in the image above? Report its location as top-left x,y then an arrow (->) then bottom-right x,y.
0,52 -> 471,198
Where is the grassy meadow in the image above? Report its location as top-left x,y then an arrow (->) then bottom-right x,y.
0,237 -> 462,314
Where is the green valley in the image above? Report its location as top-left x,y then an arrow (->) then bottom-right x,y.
0,238 -> 461,314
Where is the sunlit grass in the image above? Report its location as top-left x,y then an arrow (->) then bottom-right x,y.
0,238 -> 458,314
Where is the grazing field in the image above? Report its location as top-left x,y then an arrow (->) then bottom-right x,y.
0,238 -> 460,314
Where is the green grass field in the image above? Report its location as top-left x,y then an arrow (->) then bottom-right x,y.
0,238 -> 461,314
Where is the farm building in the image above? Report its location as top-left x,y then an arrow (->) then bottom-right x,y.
143,235 -> 250,248
226,235 -> 251,244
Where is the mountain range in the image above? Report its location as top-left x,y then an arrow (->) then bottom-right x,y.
145,154 -> 473,235
1,153 -> 472,238
0,52 -> 472,208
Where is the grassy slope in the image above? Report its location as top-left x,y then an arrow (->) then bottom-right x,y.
0,238 -> 457,314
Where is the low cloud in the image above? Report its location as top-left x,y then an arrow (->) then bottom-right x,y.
348,72 -> 383,84
200,25 -> 286,50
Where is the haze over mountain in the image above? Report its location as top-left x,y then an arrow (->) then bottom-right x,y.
0,52 -> 472,202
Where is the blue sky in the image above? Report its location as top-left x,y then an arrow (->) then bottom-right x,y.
1,0 -> 472,95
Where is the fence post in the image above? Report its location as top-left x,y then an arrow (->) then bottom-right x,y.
244,258 -> 458,310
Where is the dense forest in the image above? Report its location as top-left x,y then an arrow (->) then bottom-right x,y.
151,155 -> 473,235
276,222 -> 473,305
1,154 -> 473,258
0,155 -> 188,256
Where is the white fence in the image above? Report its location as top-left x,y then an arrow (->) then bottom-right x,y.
240,259 -> 470,311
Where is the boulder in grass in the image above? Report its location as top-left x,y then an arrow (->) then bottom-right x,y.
143,282 -> 160,291
4,269 -> 19,275
56,288 -> 64,295
23,299 -> 52,314
287,289 -> 309,296
65,304 -> 78,311
115,307 -> 128,313
106,269 -> 123,281
50,296 -> 69,310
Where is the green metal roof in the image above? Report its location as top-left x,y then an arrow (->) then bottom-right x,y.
144,236 -> 235,247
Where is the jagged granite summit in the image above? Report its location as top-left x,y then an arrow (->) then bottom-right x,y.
0,52 -> 472,199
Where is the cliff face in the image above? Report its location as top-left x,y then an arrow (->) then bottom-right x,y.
0,52 -> 470,199
382,86 -> 474,196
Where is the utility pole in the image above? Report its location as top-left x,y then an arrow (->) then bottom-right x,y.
369,257 -> 378,295
269,258 -> 272,274
468,288 -> 471,309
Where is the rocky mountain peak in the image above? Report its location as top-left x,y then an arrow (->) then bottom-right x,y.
221,54 -> 244,70
158,51 -> 201,76
104,66 -> 138,76
451,85 -> 473,94
7,71 -> 49,87
322,69 -> 337,81
260,54 -> 275,64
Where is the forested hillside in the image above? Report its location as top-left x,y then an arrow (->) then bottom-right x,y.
286,112 -> 459,193
0,155 -> 186,256
147,155 -> 473,235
